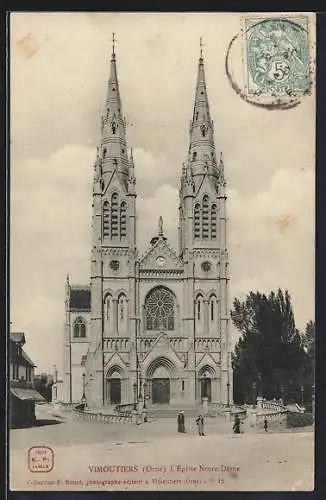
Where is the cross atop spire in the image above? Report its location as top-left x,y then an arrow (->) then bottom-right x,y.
199,36 -> 204,59
112,32 -> 117,59
158,216 -> 164,236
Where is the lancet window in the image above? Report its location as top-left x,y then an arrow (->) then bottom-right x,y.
103,201 -> 110,238
111,193 -> 119,238
202,195 -> 209,239
73,317 -> 86,338
194,203 -> 201,239
211,204 -> 217,239
120,202 -> 127,238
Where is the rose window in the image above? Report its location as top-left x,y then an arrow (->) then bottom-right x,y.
145,286 -> 175,331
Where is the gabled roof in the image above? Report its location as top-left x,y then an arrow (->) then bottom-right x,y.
69,286 -> 91,311
10,332 -> 26,345
139,236 -> 183,271
21,349 -> 36,367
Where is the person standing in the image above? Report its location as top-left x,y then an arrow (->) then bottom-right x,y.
196,414 -> 205,436
177,410 -> 185,433
264,417 -> 268,432
233,414 -> 241,434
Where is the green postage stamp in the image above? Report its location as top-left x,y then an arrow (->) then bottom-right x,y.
243,17 -> 310,96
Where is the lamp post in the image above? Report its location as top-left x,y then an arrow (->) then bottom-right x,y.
82,373 -> 86,403
300,385 -> 304,407
312,383 -> 315,421
143,382 -> 147,409
133,382 -> 137,410
53,365 -> 58,401
227,381 -> 230,408
280,383 -> 285,405
138,376 -> 142,401
252,381 -> 257,406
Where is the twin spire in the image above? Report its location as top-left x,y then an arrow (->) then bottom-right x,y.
96,35 -> 223,193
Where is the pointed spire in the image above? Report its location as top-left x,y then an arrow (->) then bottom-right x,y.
98,35 -> 129,183
184,43 -> 220,190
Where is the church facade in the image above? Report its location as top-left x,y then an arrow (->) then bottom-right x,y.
62,43 -> 233,409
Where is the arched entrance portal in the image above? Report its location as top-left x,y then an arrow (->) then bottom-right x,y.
106,367 -> 122,405
146,357 -> 176,405
152,366 -> 170,404
198,366 -> 215,402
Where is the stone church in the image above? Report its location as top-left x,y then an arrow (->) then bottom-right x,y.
62,42 -> 233,409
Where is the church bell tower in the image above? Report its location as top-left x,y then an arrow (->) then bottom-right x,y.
179,41 -> 233,406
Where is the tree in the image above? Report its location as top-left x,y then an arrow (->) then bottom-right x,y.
300,320 -> 315,405
34,373 -> 54,402
231,289 -> 307,404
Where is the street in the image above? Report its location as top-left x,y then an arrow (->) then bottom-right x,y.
9,404 -> 314,491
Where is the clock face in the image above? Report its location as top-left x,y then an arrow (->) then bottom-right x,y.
201,261 -> 212,272
156,256 -> 166,267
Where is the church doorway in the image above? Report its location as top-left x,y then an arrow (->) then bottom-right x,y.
200,377 -> 211,401
109,378 -> 121,404
106,369 -> 122,405
146,360 -> 175,405
152,378 -> 170,404
198,367 -> 215,402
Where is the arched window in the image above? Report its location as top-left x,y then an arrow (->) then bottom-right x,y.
111,193 -> 119,238
118,294 -> 127,334
195,295 -> 203,333
145,287 -> 175,331
111,122 -> 117,134
202,195 -> 209,239
197,300 -> 201,320
74,317 -> 86,338
201,124 -> 208,137
209,295 -> 218,336
120,202 -> 127,238
192,151 -> 197,162
194,203 -> 201,239
211,204 -> 217,240
103,148 -> 107,159
103,201 -> 110,238
104,294 -> 112,330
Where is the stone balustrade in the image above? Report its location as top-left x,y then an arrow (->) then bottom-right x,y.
73,408 -> 133,424
256,410 -> 287,423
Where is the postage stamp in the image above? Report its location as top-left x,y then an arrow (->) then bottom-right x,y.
243,17 -> 310,96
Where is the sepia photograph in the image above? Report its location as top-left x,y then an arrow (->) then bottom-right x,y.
9,12 -> 315,491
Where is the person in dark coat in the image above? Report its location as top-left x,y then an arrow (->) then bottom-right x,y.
233,414 -> 241,434
264,417 -> 268,432
196,414 -> 205,436
177,410 -> 185,433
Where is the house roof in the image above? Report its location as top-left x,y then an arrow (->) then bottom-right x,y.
22,349 -> 36,367
10,332 -> 26,344
69,287 -> 91,311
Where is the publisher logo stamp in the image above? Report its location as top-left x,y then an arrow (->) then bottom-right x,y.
27,446 -> 54,473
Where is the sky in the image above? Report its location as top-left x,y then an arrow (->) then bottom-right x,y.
10,12 -> 315,375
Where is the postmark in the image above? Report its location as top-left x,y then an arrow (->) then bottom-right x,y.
27,446 -> 54,473
225,15 -> 315,110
